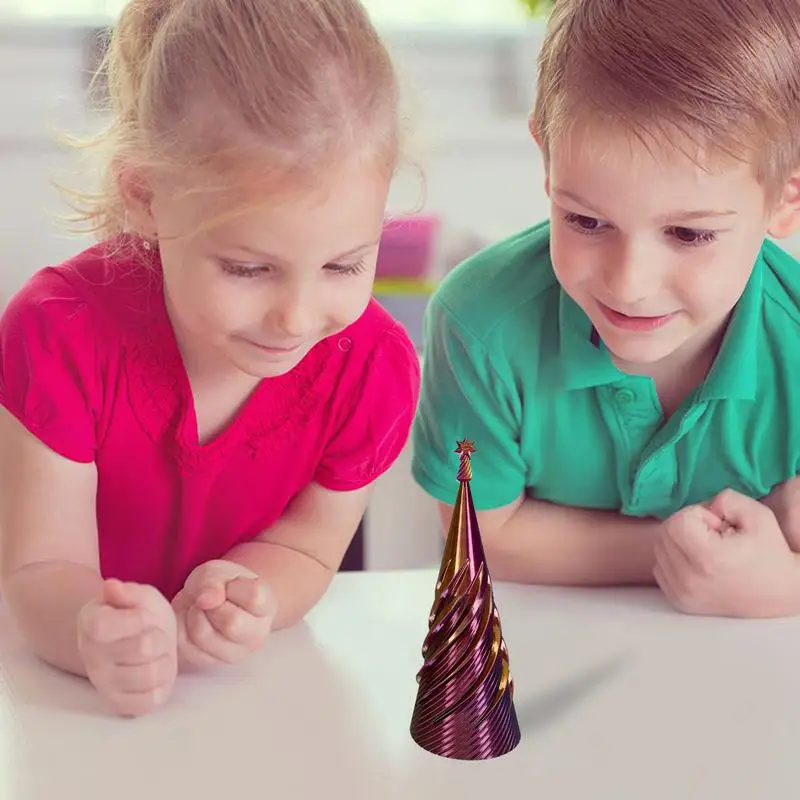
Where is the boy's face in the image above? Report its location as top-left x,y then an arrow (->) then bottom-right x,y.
545,124 -> 798,369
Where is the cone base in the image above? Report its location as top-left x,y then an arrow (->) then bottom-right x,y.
409,729 -> 521,761
409,702 -> 521,761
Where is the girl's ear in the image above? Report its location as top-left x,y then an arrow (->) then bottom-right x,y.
767,171 -> 800,239
116,162 -> 157,238
528,112 -> 541,147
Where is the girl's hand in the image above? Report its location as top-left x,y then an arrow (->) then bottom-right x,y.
172,559 -> 277,669
77,579 -> 178,717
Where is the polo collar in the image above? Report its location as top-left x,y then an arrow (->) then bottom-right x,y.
699,248 -> 764,401
557,289 -> 620,390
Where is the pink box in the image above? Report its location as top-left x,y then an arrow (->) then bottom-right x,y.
376,214 -> 440,280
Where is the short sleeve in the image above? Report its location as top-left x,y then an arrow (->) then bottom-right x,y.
314,325 -> 421,491
0,270 -> 99,462
411,296 -> 527,509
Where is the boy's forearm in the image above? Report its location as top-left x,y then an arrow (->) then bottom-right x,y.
486,498 -> 661,586
773,555 -> 800,616
1,561 -> 103,677
224,540 -> 334,630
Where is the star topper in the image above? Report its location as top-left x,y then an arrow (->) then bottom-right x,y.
454,438 -> 476,457
454,439 -> 476,482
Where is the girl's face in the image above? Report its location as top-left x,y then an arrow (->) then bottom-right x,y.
145,158 -> 390,379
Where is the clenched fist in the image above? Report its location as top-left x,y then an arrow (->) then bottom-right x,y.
172,559 -> 277,669
654,489 -> 800,618
77,579 -> 178,717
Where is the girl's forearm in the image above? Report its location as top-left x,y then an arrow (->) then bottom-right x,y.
2,561 -> 104,676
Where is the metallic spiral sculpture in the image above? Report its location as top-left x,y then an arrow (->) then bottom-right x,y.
410,439 -> 521,760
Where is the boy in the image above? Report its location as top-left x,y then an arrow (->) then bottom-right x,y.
411,0 -> 800,618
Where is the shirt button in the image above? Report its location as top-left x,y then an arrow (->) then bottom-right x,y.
337,337 -> 352,352
615,388 -> 635,405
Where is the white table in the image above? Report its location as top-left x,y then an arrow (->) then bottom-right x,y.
1,569 -> 798,799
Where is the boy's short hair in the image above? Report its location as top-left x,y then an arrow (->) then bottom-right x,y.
532,0 -> 800,200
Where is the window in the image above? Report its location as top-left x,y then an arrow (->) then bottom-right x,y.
2,0 -> 530,27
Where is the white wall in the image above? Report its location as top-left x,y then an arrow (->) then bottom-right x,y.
0,25 -> 91,302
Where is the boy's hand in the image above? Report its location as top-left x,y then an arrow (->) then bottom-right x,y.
77,579 -> 178,718
654,489 -> 800,618
761,476 -> 800,550
172,559 -> 277,669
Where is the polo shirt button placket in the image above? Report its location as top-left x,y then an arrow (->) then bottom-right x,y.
630,465 -> 652,507
615,388 -> 635,406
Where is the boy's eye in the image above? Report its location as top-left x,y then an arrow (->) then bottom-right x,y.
668,227 -> 717,246
562,212 -> 607,233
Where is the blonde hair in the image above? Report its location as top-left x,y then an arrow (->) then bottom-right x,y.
532,0 -> 800,200
68,0 -> 401,240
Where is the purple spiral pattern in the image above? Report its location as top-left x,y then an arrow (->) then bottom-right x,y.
410,440 -> 520,760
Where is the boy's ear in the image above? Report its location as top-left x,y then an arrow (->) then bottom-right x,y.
528,113 -> 551,196
767,171 -> 800,239
116,163 -> 157,239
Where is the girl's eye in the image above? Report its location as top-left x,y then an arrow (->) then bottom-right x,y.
220,258 -> 369,278
562,212 -> 608,234
219,260 -> 268,278
324,258 -> 367,276
668,227 -> 718,247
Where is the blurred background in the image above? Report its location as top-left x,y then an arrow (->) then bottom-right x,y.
6,2 -> 794,573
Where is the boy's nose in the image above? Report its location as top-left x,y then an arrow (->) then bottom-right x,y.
602,246 -> 653,307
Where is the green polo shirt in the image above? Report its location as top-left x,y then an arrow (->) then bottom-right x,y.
411,220 -> 800,519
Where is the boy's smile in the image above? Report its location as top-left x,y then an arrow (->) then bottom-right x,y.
597,302 -> 678,333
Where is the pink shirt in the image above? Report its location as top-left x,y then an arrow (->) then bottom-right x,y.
0,240 -> 420,599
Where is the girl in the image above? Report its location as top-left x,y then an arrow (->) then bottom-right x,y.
0,0 -> 420,717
